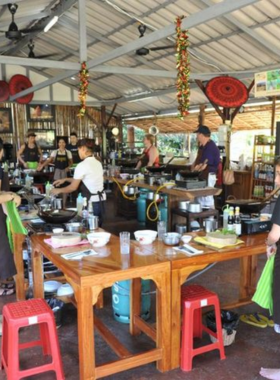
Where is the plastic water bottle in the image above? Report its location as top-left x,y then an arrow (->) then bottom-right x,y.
82,198 -> 88,219
223,205 -> 230,230
45,181 -> 52,197
76,193 -> 84,216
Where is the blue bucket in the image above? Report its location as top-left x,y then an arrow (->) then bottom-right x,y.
112,279 -> 151,324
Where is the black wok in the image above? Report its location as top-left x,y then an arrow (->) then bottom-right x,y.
121,168 -> 140,174
179,170 -> 200,179
146,165 -> 166,173
38,209 -> 77,223
226,199 -> 269,214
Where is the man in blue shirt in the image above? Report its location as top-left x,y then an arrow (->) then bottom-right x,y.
193,125 -> 220,179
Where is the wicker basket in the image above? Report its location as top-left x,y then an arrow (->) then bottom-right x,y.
209,328 -> 237,346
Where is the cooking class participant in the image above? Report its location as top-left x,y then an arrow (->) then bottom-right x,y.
192,125 -> 220,209
192,125 -> 220,178
38,138 -> 73,207
260,157 -> 280,380
50,139 -> 105,225
17,131 -> 43,169
66,132 -> 81,165
136,134 -> 160,169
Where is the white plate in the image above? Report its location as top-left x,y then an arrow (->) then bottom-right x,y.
44,280 -> 61,293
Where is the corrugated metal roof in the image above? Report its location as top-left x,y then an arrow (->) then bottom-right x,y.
1,0 -> 280,122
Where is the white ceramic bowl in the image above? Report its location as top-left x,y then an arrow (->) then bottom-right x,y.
120,173 -> 130,180
52,228 -> 64,234
134,230 -> 157,245
44,280 -> 61,293
57,283 -> 74,297
163,182 -> 175,189
87,232 -> 111,247
181,235 -> 192,244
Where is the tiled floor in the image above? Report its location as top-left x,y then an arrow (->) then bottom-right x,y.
0,194 -> 278,380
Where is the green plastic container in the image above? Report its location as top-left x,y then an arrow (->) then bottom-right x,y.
27,161 -> 38,169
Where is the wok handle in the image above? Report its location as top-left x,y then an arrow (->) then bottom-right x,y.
262,186 -> 280,203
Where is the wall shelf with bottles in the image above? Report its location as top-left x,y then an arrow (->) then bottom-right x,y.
250,135 -> 276,200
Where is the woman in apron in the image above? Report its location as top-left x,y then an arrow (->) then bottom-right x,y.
50,138 -> 105,226
40,138 -> 73,208
17,131 -> 42,169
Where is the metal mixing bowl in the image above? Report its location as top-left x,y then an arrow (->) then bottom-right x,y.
162,232 -> 181,246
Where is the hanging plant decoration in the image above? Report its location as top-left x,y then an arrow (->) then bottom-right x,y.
175,16 -> 190,119
78,61 -> 89,117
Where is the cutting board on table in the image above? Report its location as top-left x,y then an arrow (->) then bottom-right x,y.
194,236 -> 244,250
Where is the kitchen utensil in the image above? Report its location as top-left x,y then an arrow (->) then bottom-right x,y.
87,232 -> 111,247
179,170 -> 200,179
88,215 -> 99,230
65,222 -> 83,233
134,230 -> 157,245
51,232 -> 81,246
162,232 -> 181,246
178,201 -> 190,211
44,281 -> 61,293
57,283 -> 74,297
204,219 -> 218,233
181,235 -> 192,244
145,165 -> 166,173
176,224 -> 187,234
52,228 -> 64,234
38,209 -> 76,223
123,185 -> 137,195
188,202 -> 202,213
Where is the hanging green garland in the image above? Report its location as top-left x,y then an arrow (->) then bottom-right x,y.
175,16 -> 190,119
78,61 -> 89,117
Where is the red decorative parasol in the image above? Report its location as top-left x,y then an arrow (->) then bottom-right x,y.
0,80 -> 10,102
205,76 -> 248,108
9,74 -> 34,104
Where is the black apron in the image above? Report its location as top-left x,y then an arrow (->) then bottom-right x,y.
0,171 -> 16,280
54,150 -> 69,170
23,143 -> 40,163
79,181 -> 105,226
67,144 -> 80,164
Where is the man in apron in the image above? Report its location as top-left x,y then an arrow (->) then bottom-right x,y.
66,132 -> 81,165
39,138 -> 73,207
17,131 -> 42,169
50,139 -> 105,225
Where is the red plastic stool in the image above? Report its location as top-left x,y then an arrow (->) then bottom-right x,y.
181,284 -> 225,371
1,298 -> 64,380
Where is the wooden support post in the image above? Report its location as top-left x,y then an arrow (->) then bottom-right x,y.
271,96 -> 276,136
101,105 -> 107,161
198,104 -> 206,125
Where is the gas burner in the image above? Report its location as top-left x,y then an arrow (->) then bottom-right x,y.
175,179 -> 207,190
27,222 -> 65,233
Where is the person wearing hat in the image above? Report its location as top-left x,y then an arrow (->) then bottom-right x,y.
50,138 -> 106,225
192,125 -> 220,179
17,131 -> 42,169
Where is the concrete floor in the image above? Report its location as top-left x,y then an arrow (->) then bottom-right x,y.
0,194 -> 279,380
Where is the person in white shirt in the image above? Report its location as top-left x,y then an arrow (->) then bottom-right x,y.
51,139 -> 105,225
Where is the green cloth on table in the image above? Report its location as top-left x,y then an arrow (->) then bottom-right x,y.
5,201 -> 27,252
252,255 -> 275,316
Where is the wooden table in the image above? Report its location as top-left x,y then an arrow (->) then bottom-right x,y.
31,232 -> 171,380
143,232 -> 267,369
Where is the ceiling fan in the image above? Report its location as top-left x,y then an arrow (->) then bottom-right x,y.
135,24 -> 175,56
27,39 -> 58,59
0,3 -> 43,40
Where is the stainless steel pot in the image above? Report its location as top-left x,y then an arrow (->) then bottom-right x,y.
188,202 -> 202,213
175,224 -> 187,234
147,192 -> 160,201
123,185 -> 137,195
163,232 -> 181,246
65,222 -> 83,233
88,215 -> 99,230
203,218 -> 218,233
179,201 -> 190,211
